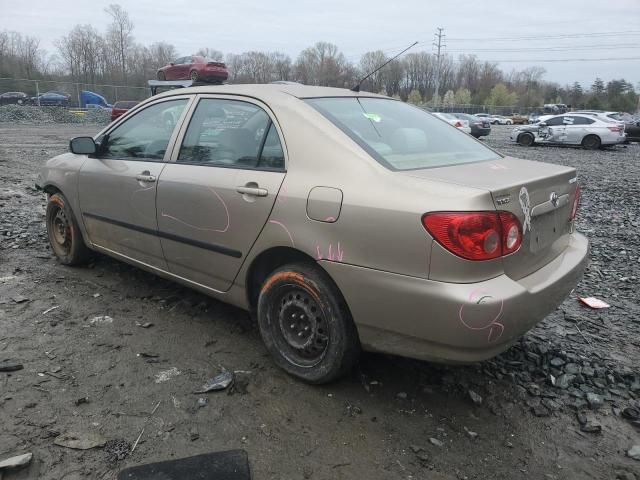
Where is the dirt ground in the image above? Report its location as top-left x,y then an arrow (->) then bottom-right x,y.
1,123 -> 639,480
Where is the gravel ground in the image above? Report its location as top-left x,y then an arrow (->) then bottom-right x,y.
0,124 -> 639,480
0,105 -> 111,125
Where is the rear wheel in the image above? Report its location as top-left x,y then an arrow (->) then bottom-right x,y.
506,120 -> 513,125
46,193 -> 91,265
157,71 -> 166,81
190,70 -> 199,82
582,135 -> 601,150
257,263 -> 360,384
517,132 -> 535,147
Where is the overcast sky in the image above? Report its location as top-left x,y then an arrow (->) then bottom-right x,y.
1,0 -> 638,87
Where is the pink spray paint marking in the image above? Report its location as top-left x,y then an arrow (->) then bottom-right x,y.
160,186 -> 230,233
269,220 -> 295,247
489,163 -> 509,171
458,289 -> 505,344
316,241 -> 343,261
324,216 -> 336,222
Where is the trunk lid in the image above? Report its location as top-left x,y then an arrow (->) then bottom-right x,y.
403,157 -> 578,280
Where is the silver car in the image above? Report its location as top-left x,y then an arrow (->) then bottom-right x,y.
511,113 -> 626,149
37,84 -> 588,383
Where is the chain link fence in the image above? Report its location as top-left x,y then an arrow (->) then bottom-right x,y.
0,77 -> 148,107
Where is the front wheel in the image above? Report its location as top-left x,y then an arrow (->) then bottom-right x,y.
46,193 -> 91,265
506,120 -> 513,125
157,71 -> 166,81
582,135 -> 601,150
257,263 -> 360,384
517,132 -> 535,147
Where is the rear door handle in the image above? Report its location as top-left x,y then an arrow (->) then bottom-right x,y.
136,174 -> 156,182
236,186 -> 268,197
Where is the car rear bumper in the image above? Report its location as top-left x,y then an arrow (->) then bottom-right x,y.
472,127 -> 491,137
321,232 -> 589,364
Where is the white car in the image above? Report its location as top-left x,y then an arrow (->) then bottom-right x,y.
432,112 -> 472,134
491,115 -> 513,125
510,113 -> 626,149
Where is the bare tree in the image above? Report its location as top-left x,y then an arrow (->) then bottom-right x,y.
104,4 -> 134,82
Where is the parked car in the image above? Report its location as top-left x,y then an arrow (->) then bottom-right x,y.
571,110 -> 640,142
111,100 -> 140,121
36,84 -> 588,384
450,112 -> 491,138
0,91 -> 29,105
432,112 -> 472,134
31,91 -> 70,106
511,113 -> 626,149
510,114 -> 529,125
157,55 -> 228,83
491,115 -> 514,125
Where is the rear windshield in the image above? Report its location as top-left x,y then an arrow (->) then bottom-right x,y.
306,97 -> 500,170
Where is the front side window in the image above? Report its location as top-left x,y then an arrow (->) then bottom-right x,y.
178,98 -> 282,169
100,99 -> 188,160
544,116 -> 564,126
306,97 -> 500,170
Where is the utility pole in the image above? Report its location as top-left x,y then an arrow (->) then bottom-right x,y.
432,27 -> 445,109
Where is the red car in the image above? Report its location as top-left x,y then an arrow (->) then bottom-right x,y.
110,100 -> 140,121
156,55 -> 228,83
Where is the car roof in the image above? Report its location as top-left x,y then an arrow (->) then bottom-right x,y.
152,83 -> 389,104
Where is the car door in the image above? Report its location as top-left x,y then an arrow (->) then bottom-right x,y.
542,116 -> 566,143
155,96 -> 287,292
563,116 -> 585,144
78,96 -> 192,269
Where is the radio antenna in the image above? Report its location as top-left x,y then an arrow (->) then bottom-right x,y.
351,41 -> 419,92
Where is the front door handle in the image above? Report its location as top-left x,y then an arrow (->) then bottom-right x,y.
236,185 -> 268,197
136,173 -> 156,182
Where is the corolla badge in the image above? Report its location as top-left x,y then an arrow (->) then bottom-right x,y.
550,191 -> 559,207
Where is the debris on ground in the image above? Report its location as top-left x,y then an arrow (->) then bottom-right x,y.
0,360 -> 23,372
42,305 -> 60,315
11,294 -> 29,303
578,297 -> 610,309
627,445 -> 640,461
136,322 -> 154,328
468,390 -> 483,405
105,439 -> 132,463
54,431 -> 107,450
194,370 -> 234,393
0,452 -> 33,470
154,367 -> 180,383
89,315 -> 113,325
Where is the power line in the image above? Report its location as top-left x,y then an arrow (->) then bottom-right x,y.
446,30 -> 640,42
446,44 -> 639,53
483,57 -> 640,63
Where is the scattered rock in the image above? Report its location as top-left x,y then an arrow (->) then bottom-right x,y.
0,360 -> 23,373
104,439 -> 131,462
0,452 -> 33,470
627,445 -> 640,461
197,398 -> 208,408
429,437 -> 444,447
74,397 -> 89,406
531,405 -> 550,417
54,431 -> 107,450
553,374 -> 575,389
396,392 -> 407,400
11,294 -> 29,303
464,427 -> 478,439
194,370 -> 234,393
586,393 -> 604,409
468,390 -> 483,406
89,315 -> 113,325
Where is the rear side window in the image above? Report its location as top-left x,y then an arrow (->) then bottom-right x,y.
544,116 -> 564,126
178,98 -> 284,169
306,98 -> 499,170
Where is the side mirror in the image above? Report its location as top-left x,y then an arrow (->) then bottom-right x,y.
70,136 -> 97,155
538,122 -> 547,127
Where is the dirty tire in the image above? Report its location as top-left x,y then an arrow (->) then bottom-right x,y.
257,263 -> 360,384
190,70 -> 199,82
46,193 -> 91,266
582,135 -> 601,150
517,132 -> 535,147
157,71 -> 165,81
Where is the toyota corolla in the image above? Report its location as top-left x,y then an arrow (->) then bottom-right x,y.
37,84 -> 588,383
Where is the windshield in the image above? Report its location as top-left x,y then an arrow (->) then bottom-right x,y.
306,97 -> 500,170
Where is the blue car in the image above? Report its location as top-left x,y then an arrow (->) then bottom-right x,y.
31,91 -> 70,106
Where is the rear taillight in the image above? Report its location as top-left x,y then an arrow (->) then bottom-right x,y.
607,126 -> 623,132
570,184 -> 581,221
422,211 -> 522,261
454,121 -> 462,128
